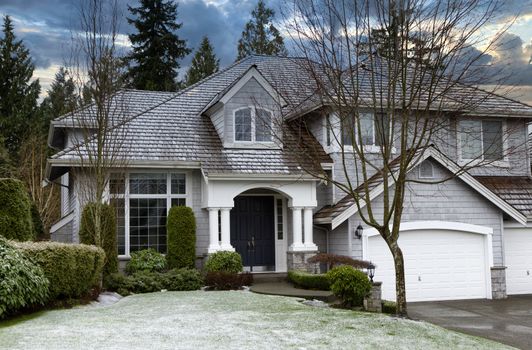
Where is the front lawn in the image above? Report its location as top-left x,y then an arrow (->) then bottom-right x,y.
0,291 -> 512,349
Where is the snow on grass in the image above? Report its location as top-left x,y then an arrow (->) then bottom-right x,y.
0,291 -> 514,350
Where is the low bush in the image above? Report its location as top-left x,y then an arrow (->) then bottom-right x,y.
79,202 -> 118,276
0,178 -> 34,241
327,265 -> 372,307
104,268 -> 203,296
126,249 -> 167,274
307,253 -> 371,270
166,206 -> 196,269
205,272 -> 253,290
382,300 -> 397,314
13,241 -> 105,300
204,251 -> 242,274
0,238 -> 49,318
287,270 -> 330,290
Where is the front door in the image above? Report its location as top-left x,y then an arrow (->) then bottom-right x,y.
230,196 -> 275,269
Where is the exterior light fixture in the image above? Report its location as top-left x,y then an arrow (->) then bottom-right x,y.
355,224 -> 364,239
367,263 -> 375,282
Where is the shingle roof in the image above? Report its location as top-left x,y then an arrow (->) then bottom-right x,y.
476,176 -> 532,218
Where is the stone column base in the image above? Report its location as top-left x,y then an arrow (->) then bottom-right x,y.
491,266 -> 507,299
287,251 -> 319,273
364,282 -> 382,313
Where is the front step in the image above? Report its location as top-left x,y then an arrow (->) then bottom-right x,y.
251,272 -> 288,283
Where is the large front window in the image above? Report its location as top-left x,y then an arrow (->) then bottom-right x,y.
110,172 -> 188,256
459,119 -> 503,161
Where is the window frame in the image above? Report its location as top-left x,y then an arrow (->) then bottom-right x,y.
233,106 -> 274,144
109,171 -> 191,258
457,118 -> 508,166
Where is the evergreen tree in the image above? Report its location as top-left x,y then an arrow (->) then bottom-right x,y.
185,36 -> 219,86
0,15 -> 40,157
125,0 -> 190,91
237,0 -> 287,60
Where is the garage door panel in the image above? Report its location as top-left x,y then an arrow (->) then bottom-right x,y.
505,228 -> 532,295
368,229 -> 488,302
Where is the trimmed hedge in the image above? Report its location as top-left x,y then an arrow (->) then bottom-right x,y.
126,248 -> 166,274
0,238 -> 49,318
287,270 -> 330,291
382,300 -> 397,314
12,241 -> 105,300
0,178 -> 34,241
166,206 -> 196,269
327,265 -> 372,307
307,253 -> 371,270
205,271 -> 253,290
79,202 -> 118,275
104,268 -> 203,296
204,251 -> 243,274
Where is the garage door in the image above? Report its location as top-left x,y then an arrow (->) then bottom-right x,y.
505,227 -> 532,295
367,228 -> 489,302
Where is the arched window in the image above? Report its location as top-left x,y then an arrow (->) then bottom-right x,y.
234,107 -> 273,142
234,108 -> 252,141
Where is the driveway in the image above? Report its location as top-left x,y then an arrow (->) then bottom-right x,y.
409,295 -> 532,349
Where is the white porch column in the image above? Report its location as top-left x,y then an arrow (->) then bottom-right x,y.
219,208 -> 235,251
289,207 -> 306,251
303,207 -> 318,251
207,208 -> 220,253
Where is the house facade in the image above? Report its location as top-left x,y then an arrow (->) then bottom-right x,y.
46,55 -> 532,302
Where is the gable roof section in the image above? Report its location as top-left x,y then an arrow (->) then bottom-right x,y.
314,147 -> 527,228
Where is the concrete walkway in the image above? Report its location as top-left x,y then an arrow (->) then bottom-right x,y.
409,295 -> 532,350
250,281 -> 336,302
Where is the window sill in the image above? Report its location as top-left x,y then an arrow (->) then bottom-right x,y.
324,144 -> 396,154
458,159 -> 510,168
224,141 -> 281,150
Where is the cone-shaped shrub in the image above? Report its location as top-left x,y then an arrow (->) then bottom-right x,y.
166,206 -> 196,269
0,178 -> 34,241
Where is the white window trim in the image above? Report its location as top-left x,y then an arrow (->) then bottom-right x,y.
323,112 -> 396,154
233,106 -> 275,144
109,170 -> 192,258
418,161 -> 434,179
457,118 -> 509,167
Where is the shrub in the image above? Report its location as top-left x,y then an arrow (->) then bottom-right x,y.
104,269 -> 203,295
287,270 -> 330,290
0,178 -> 34,241
205,272 -> 253,290
327,265 -> 372,307
382,300 -> 397,314
307,253 -> 371,270
0,238 -> 49,318
167,206 -> 196,269
204,251 -> 242,274
13,241 -> 105,300
79,202 -> 118,276
126,249 -> 166,274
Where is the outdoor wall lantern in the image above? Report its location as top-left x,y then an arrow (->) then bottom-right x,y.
354,224 -> 364,239
367,263 -> 375,282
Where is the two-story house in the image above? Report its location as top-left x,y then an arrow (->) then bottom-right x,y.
46,55 -> 532,302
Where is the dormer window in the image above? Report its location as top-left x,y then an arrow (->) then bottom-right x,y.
234,107 -> 273,142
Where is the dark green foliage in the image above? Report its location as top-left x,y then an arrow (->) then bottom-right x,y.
185,36 -> 219,86
382,300 -> 397,314
0,238 -> 49,318
166,206 -> 196,269
204,251 -> 243,274
0,16 -> 40,157
12,241 -> 105,300
204,272 -> 253,290
237,0 -> 287,60
79,202 -> 118,275
30,201 -> 46,241
126,248 -> 166,274
307,253 -> 371,270
125,0 -> 190,91
326,265 -> 372,307
104,268 -> 203,296
0,137 -> 13,178
287,271 -> 330,291
0,178 -> 34,241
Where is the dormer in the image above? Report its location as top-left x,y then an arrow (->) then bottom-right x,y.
202,65 -> 287,149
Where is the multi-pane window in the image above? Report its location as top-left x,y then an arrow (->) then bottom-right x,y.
109,172 -> 188,256
234,107 -> 273,142
276,198 -> 283,240
459,119 -> 503,161
341,112 -> 390,147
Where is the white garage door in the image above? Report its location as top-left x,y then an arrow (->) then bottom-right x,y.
505,227 -> 532,295
367,229 -> 489,302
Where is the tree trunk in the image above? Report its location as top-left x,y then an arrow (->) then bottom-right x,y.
390,242 -> 408,317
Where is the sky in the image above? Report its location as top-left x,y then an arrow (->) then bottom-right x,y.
0,0 -> 531,103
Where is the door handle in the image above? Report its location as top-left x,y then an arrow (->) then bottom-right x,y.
251,235 -> 255,249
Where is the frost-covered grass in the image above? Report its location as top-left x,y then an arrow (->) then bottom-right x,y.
0,291 -> 513,350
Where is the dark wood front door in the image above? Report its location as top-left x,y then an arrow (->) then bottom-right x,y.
230,196 -> 275,268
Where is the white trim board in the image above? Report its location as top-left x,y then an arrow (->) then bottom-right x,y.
330,147 -> 527,229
